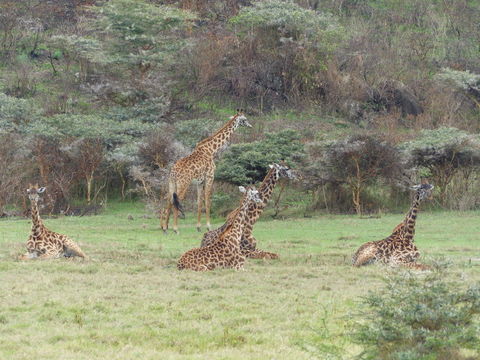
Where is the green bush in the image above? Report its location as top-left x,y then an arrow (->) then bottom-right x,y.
353,268 -> 480,360
215,129 -> 304,185
401,127 -> 480,205
0,93 -> 38,133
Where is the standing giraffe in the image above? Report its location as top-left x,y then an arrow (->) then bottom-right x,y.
19,185 -> 86,260
177,186 -> 263,271
161,110 -> 252,234
352,182 -> 434,269
200,163 -> 296,259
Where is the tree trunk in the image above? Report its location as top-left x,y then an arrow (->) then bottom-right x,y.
86,173 -> 93,204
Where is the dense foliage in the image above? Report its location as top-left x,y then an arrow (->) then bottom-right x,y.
402,128 -> 480,205
215,130 -> 304,185
353,268 -> 480,360
305,135 -> 404,214
0,0 -> 479,215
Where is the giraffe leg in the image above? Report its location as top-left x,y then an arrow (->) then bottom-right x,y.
204,174 -> 214,231
161,202 -> 173,233
37,247 -> 62,260
18,252 -> 38,260
233,257 -> 246,271
173,206 -> 179,234
240,235 -> 279,259
38,253 -> 57,259
352,243 -> 377,267
196,182 -> 204,232
402,262 -> 431,271
247,249 -> 280,260
63,238 -> 87,259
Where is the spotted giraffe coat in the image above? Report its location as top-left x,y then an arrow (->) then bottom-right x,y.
200,164 -> 295,259
177,186 -> 262,271
19,185 -> 86,260
352,183 -> 433,270
161,111 -> 251,234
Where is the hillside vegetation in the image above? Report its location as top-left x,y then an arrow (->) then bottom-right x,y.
0,0 -> 479,216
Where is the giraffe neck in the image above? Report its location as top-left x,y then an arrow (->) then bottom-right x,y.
223,168 -> 278,227
402,194 -> 421,241
196,116 -> 238,156
30,200 -> 44,239
258,167 -> 279,203
224,196 -> 250,247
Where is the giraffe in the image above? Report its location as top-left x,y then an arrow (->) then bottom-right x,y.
200,163 -> 296,259
161,110 -> 252,234
18,185 -> 86,260
352,181 -> 434,270
177,186 -> 263,271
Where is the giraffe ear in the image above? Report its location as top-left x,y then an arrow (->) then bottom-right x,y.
269,164 -> 274,169
238,186 -> 246,193
37,187 -> 46,193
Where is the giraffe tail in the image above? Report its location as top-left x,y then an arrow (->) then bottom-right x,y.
63,238 -> 87,259
173,193 -> 185,219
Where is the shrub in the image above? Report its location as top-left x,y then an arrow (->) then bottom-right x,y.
131,130 -> 187,213
90,0 -> 196,73
401,127 -> 480,205
0,93 -> 38,133
352,268 -> 480,360
215,129 -> 304,185
187,0 -> 346,107
436,68 -> 480,95
0,134 -> 32,213
305,135 -> 404,215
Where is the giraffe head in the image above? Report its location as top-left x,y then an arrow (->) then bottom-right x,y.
238,186 -> 262,204
231,109 -> 252,129
411,180 -> 434,201
26,184 -> 46,202
269,163 -> 297,180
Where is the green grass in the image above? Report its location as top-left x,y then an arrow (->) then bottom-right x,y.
1,203 -> 479,359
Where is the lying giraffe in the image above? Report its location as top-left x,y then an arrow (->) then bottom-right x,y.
161,110 -> 252,234
177,186 -> 262,271
352,182 -> 434,270
19,185 -> 86,260
201,163 -> 296,259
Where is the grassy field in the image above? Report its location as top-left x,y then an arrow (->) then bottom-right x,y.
1,203 -> 479,360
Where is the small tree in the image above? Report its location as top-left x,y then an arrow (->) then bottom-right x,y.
90,0 -> 195,80
215,129 -> 304,185
311,135 -> 403,215
0,134 -> 32,213
353,268 -> 480,360
225,0 -> 346,105
26,114 -> 154,205
131,130 -> 187,214
0,94 -> 38,133
402,127 -> 480,205
436,68 -> 480,106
